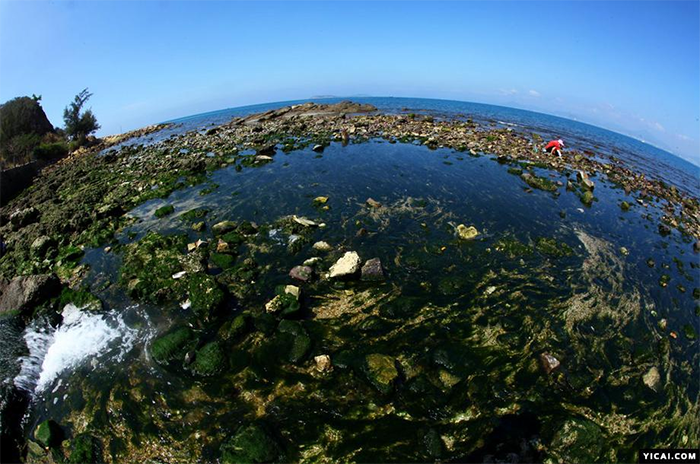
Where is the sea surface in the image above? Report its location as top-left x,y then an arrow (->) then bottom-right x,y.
1,97 -> 698,462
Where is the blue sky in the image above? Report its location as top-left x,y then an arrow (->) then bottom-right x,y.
1,1 -> 698,164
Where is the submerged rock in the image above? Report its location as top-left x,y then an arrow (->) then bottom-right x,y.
361,257 -> 385,281
278,319 -> 311,363
150,327 -> 194,364
292,215 -> 318,227
221,425 -> 280,464
34,419 -> 62,448
314,354 -> 333,373
456,224 -> 479,240
548,418 -> 603,463
154,204 -> 174,218
643,366 -> 661,392
190,341 -> 226,376
329,251 -> 361,278
68,433 -> 103,464
312,144 -> 324,153
577,170 -> 595,190
365,353 -> 399,394
188,273 -> 225,320
366,198 -> 382,208
212,221 -> 238,235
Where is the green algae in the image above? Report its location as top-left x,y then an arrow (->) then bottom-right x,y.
521,172 -> 558,192
154,204 -> 175,218
180,207 -> 209,222
221,425 -> 281,464
188,273 -> 225,320
535,237 -> 573,257
190,341 -> 226,376
150,327 -> 194,364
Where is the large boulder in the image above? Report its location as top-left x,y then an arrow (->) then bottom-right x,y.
221,425 -> 280,464
0,274 -> 60,316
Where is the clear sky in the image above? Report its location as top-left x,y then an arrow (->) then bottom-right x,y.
1,1 -> 698,164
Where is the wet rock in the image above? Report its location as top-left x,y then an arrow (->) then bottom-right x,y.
365,353 -> 399,394
577,170 -> 595,190
191,341 -> 226,376
68,433 -> 103,464
278,319 -> 311,363
154,204 -> 174,218
221,425 -> 280,464
265,287 -> 300,316
188,273 -> 225,320
289,265 -> 313,282
643,366 -> 661,392
292,215 -> 318,227
314,354 -> 333,373
620,201 -> 631,211
30,235 -> 55,257
329,251 -> 361,278
424,428 -> 444,459
312,144 -> 324,153
256,145 -> 276,156
312,241 -> 332,252
212,221 -> 238,235
150,327 -> 194,364
361,257 -> 385,281
457,224 -> 479,240
539,352 -> 560,374
303,257 -> 321,267
192,221 -> 206,232
313,196 -> 328,206
34,419 -> 62,448
0,274 -> 60,316
216,239 -> 231,254
211,253 -> 236,269
9,207 -> 39,229
366,198 -> 382,208
658,223 -> 671,236
548,418 -> 603,463
694,240 -> 700,253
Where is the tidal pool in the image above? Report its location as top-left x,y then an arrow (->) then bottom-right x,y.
16,139 -> 700,462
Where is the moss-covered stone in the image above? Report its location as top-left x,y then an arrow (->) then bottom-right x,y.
495,237 -> 533,258
150,327 -> 194,364
154,204 -> 175,218
547,418 -> 604,463
191,341 -> 226,376
521,173 -> 557,192
188,273 -> 225,320
221,425 -> 280,464
57,287 -> 102,311
180,208 -> 209,222
210,253 -> 236,269
364,353 -> 399,394
69,433 -> 102,464
34,419 -> 62,448
278,320 -> 311,363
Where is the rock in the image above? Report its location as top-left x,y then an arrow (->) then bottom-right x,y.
365,353 -> 399,394
577,170 -> 595,190
256,145 -> 276,156
34,419 -> 62,448
192,221 -> 206,232
620,246 -> 629,256
312,144 -> 324,153
278,319 -> 311,362
212,221 -> 238,235
154,204 -> 174,218
150,327 -> 194,364
0,274 -> 60,316
221,425 -> 280,464
694,240 -> 700,253
265,287 -> 300,315
361,258 -> 385,281
188,273 -> 225,320
312,241 -> 332,252
539,352 -> 560,374
216,239 -> 231,254
314,354 -> 333,373
190,341 -> 226,376
620,201 -> 631,211
658,223 -> 672,236
265,295 -> 282,313
68,433 -> 102,464
366,198 -> 382,208
255,155 -> 273,162
313,196 -> 328,205
329,251 -> 361,278
289,265 -> 314,282
643,366 -> 661,392
303,257 -> 322,267
9,207 -> 39,229
292,215 -> 318,227
172,271 -> 187,279
548,418 -> 603,463
284,285 -> 300,299
456,224 -> 479,240
30,235 -> 55,257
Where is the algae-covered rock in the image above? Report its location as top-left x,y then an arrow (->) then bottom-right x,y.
188,273 -> 225,320
34,419 -> 62,448
546,418 -> 604,464
58,287 -> 102,311
365,353 -> 399,394
278,320 -> 311,363
521,172 -> 558,192
536,237 -> 573,257
68,433 -> 102,464
150,327 -> 194,364
210,253 -> 236,269
457,224 -> 478,240
154,204 -> 175,218
191,341 -> 226,376
212,221 -> 238,235
220,313 -> 249,341
221,424 -> 280,464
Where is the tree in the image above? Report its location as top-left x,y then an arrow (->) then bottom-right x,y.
63,88 -> 100,144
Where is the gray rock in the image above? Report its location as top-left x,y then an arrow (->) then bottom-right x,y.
30,235 -> 55,257
361,258 -> 385,281
212,221 -> 237,235
312,144 -> 324,153
0,274 -> 60,316
289,265 -> 314,282
312,241 -> 332,252
577,170 -> 595,190
329,251 -> 361,279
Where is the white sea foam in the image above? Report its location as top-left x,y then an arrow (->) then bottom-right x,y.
14,304 -> 141,395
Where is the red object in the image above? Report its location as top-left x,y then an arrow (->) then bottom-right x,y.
545,140 -> 562,151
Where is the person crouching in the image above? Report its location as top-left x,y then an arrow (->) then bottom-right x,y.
544,139 -> 565,157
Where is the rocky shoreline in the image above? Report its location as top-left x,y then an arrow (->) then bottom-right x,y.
0,101 -> 698,463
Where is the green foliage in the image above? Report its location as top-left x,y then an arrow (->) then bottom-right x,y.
63,88 -> 100,143
33,142 -> 68,160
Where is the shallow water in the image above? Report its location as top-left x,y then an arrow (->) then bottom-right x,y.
8,135 -> 697,462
